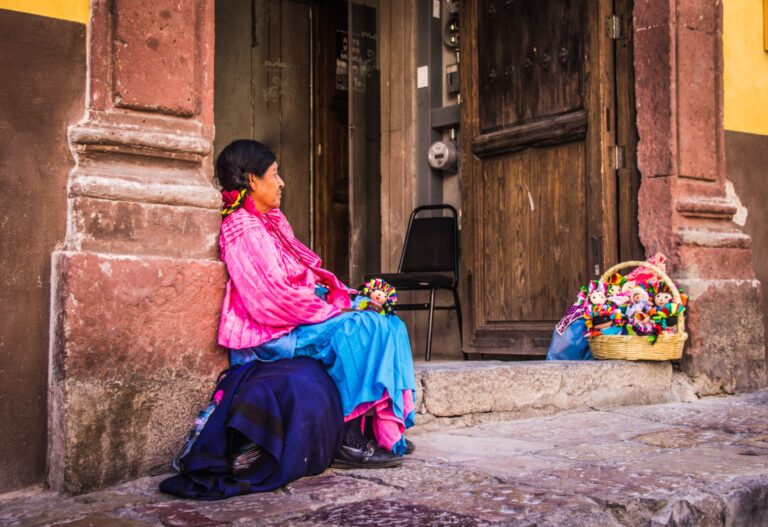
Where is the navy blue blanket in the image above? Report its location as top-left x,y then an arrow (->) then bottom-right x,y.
159,357 -> 343,500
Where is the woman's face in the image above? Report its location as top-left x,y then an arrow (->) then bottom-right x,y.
249,162 -> 284,212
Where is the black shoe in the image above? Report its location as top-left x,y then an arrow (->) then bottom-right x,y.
405,438 -> 415,455
332,440 -> 404,469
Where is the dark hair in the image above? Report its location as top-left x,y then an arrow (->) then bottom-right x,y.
215,139 -> 277,191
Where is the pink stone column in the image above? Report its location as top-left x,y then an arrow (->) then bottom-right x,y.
633,0 -> 765,392
48,0 -> 228,493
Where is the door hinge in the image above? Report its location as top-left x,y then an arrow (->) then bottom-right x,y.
612,145 -> 626,170
606,15 -> 624,40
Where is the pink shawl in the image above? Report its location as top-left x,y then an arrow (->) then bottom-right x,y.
217,199 -> 353,349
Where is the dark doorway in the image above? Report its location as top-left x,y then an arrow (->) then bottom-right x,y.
215,0 -> 381,285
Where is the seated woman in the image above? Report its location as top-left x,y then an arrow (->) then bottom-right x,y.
160,140 -> 416,500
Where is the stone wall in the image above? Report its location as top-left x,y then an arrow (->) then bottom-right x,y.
632,0 -> 766,392
48,0 -> 228,493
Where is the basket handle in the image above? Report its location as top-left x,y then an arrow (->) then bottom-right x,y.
600,260 -> 686,333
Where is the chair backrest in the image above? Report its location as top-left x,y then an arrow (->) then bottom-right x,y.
398,205 -> 459,277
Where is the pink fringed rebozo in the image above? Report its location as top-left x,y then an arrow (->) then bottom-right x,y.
344,389 -> 417,454
217,200 -> 354,349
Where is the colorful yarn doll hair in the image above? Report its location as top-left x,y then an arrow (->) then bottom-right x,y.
606,272 -> 626,296
586,280 -> 608,306
583,303 -> 624,337
359,278 -> 398,315
654,280 -> 688,307
652,302 -> 685,334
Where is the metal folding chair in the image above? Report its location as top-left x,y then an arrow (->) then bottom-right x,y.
367,204 -> 463,361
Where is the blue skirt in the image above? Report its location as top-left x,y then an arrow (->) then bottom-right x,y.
230,310 -> 417,434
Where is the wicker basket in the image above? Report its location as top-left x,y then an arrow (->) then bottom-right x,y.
589,260 -> 688,361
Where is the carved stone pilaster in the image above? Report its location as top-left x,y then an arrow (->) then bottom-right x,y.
633,0 -> 766,392
49,0 -> 226,493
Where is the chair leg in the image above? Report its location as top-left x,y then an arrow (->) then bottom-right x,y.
425,288 -> 436,361
452,288 -> 467,360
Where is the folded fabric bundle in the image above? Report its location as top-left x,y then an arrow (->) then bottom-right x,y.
159,357 -> 343,500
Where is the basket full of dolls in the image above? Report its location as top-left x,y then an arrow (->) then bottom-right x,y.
581,255 -> 688,361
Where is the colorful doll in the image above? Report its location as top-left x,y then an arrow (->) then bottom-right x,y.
584,281 -> 621,336
606,273 -> 625,297
654,280 -> 689,308
626,310 -> 656,339
625,285 -> 653,318
356,278 -> 398,315
652,302 -> 685,334
651,281 -> 673,308
586,280 -> 608,306
605,273 -> 630,307
584,303 -> 623,337
620,279 -> 637,294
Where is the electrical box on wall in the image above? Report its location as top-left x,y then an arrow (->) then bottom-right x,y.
418,0 -> 462,204
428,139 -> 459,173
446,63 -> 459,94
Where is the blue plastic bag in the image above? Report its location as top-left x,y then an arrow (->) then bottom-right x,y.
546,318 -> 592,360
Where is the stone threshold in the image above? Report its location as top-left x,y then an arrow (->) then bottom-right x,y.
411,359 -> 697,433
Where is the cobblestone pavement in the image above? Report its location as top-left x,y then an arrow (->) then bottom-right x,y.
2,391 -> 767,526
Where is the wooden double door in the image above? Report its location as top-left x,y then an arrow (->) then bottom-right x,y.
215,0 -> 380,286
460,0 -> 640,356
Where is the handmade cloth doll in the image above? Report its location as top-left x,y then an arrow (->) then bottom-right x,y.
606,273 -> 625,297
356,278 -> 397,315
586,280 -> 608,306
651,284 -> 673,308
606,273 -> 630,306
625,286 -> 653,318
652,280 -> 688,308
584,303 -> 623,337
626,310 -> 655,339
652,302 -> 685,334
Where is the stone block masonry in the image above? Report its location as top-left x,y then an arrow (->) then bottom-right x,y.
632,0 -> 767,391
47,0 -> 221,493
48,252 -> 227,492
411,360 -> 694,432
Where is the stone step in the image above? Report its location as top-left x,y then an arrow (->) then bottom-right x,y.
412,359 -> 698,432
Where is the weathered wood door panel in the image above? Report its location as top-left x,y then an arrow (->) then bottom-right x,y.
215,0 -> 381,286
313,0 -> 381,286
215,0 -> 312,244
460,0 -> 618,356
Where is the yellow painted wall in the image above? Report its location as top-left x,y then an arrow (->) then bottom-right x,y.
723,0 -> 768,135
0,0 -> 89,25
